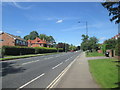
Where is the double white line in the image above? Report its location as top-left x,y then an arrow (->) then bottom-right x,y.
46,54 -> 80,89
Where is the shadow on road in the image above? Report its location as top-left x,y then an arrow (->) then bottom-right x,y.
2,62 -> 26,76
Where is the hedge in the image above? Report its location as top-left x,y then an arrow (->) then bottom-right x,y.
2,46 -> 35,55
1,46 -> 64,56
34,47 -> 63,54
115,44 -> 120,56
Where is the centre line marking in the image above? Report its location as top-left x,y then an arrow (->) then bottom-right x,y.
65,59 -> 69,62
21,60 -> 40,65
16,73 -> 45,90
52,62 -> 63,69
46,54 -> 80,89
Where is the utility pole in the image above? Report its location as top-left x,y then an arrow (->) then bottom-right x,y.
78,21 -> 88,36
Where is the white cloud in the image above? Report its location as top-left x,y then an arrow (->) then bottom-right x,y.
3,0 -> 33,10
16,30 -> 22,33
0,30 -> 3,33
56,20 -> 63,23
99,37 -> 107,41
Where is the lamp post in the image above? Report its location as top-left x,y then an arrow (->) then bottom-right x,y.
78,21 -> 88,36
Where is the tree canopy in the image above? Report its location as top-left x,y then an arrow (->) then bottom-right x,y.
24,31 -> 39,40
102,2 -> 120,24
81,34 -> 99,51
24,31 -> 55,44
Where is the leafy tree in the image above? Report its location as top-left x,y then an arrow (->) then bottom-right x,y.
24,35 -> 30,40
29,31 -> 39,40
81,34 -> 99,51
104,38 -> 117,49
115,37 -> 120,56
81,34 -> 89,42
47,36 -> 55,43
39,34 -> 47,40
24,31 -> 39,40
69,44 -> 76,51
102,2 -> 120,24
39,34 -> 55,44
57,42 -> 70,52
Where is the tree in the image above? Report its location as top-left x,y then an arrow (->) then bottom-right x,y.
69,44 -> 76,51
81,34 -> 99,51
102,2 -> 120,24
24,35 -> 30,40
39,34 -> 55,44
29,31 -> 39,40
39,34 -> 47,40
24,31 -> 39,40
104,38 -> 117,49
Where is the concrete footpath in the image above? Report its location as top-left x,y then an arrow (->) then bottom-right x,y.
54,52 -> 100,88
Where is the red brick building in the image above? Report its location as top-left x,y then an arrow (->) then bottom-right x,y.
27,37 -> 48,47
111,33 -> 120,39
0,32 -> 28,47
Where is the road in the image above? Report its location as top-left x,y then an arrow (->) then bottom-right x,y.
1,51 -> 81,89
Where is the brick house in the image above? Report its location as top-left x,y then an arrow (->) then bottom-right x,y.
0,32 -> 28,47
111,33 -> 120,40
27,37 -> 48,47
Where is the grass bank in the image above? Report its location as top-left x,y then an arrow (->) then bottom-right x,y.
86,52 -> 104,57
0,52 -> 62,61
88,58 -> 119,88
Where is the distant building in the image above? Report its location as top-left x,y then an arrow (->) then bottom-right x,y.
111,33 -> 120,40
0,32 -> 28,47
27,37 -> 48,47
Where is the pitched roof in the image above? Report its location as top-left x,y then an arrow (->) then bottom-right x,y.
28,37 -> 47,44
1,32 -> 26,41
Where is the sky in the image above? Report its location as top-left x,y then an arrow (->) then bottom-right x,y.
2,2 -> 118,46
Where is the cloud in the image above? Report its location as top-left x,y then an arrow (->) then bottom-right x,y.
16,30 -> 22,33
56,20 -> 63,23
99,37 -> 107,41
3,0 -> 33,10
0,30 -> 3,33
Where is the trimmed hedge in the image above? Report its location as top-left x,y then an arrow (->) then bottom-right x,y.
2,46 -> 35,55
2,46 -> 64,55
115,44 -> 120,56
34,47 -> 63,54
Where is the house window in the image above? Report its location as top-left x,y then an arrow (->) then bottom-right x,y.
16,40 -> 19,44
0,39 -> 4,41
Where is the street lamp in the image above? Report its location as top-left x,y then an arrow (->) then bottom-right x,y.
78,21 -> 88,36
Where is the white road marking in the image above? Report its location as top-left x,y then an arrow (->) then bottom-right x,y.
44,57 -> 53,60
21,60 -> 40,65
16,73 -> 45,90
52,62 -> 63,69
65,59 -> 69,62
46,54 -> 80,89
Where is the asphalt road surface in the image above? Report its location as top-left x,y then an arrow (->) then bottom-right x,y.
1,51 -> 81,89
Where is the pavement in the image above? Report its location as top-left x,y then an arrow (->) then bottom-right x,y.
54,52 -> 100,88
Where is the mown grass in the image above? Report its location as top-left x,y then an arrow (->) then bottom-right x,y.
0,52 -> 61,61
88,58 -> 119,88
86,52 -> 104,57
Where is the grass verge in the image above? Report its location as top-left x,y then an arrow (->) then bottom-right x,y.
88,58 -> 119,88
86,52 -> 104,57
0,52 -> 62,61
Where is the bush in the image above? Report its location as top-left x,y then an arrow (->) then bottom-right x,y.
34,47 -> 63,54
115,44 -> 120,56
2,46 -> 35,55
2,46 -> 64,55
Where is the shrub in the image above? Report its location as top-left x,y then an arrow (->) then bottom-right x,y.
2,46 -> 35,55
2,46 -> 64,56
34,47 -> 63,53
115,44 -> 120,56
